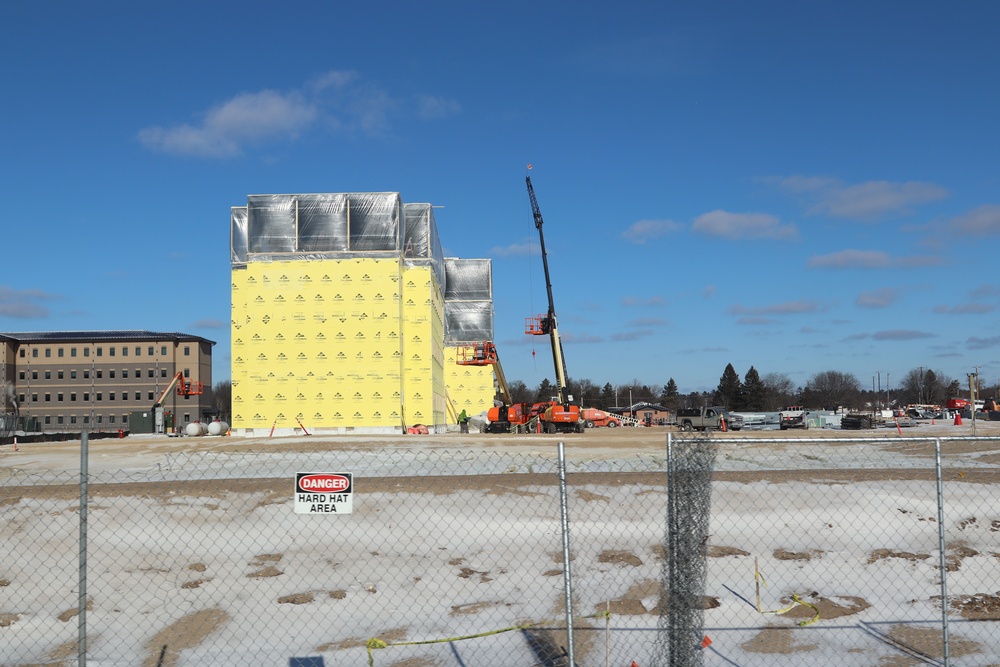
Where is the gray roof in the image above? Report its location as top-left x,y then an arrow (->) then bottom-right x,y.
0,330 -> 216,345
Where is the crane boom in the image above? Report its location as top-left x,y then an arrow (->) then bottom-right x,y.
525,175 -> 570,405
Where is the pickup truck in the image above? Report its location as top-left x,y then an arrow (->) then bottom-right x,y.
778,406 -> 808,430
676,406 -> 743,431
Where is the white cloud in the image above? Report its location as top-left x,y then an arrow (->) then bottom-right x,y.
770,175 -> 949,220
139,70 -> 462,158
947,205 -> 1000,236
0,285 -> 59,318
691,210 -> 797,241
856,288 -> 899,308
807,249 -> 943,269
620,219 -> 682,243
488,241 -> 534,257
728,300 -> 821,316
932,303 -> 996,315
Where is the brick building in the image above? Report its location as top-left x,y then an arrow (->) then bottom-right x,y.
0,331 -> 214,433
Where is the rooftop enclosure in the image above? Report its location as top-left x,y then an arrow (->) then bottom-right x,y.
230,192 -> 495,435
231,194 -> 492,343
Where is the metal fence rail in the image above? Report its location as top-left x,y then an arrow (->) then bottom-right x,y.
1,435 -> 999,666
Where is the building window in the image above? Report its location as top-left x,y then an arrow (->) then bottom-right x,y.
134,392 -> 140,400
71,348 -> 77,357
97,415 -> 103,424
109,415 -> 115,424
109,392 -> 115,401
45,371 -> 51,380
32,371 -> 38,380
58,371 -> 64,380
58,393 -> 64,402
184,413 -> 190,422
19,349 -> 25,358
109,347 -> 115,357
45,393 -> 51,402
45,349 -> 51,357
83,416 -> 89,424
32,349 -> 38,357
97,348 -> 102,357
84,393 -> 89,401
183,369 -> 190,378
19,371 -> 25,380
71,370 -> 77,379
122,370 -> 129,378
44,416 -> 51,424
18,394 -> 25,404
57,416 -> 64,424
148,392 -> 154,400
84,348 -> 89,357
58,348 -> 64,357
161,346 -> 167,355
71,393 -> 77,402
161,369 -> 168,378
32,394 -> 37,402
84,370 -> 90,379
184,346 -> 190,356
96,393 -> 102,401
148,346 -> 154,356
70,416 -> 77,424
148,369 -> 154,378
136,346 -> 141,356
109,370 -> 116,379
96,371 -> 103,379
135,369 -> 140,379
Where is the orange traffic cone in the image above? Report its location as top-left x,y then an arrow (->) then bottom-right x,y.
954,412 -> 963,426
12,437 -> 17,452
720,416 -> 727,432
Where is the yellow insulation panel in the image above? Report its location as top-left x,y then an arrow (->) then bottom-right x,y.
444,347 -> 496,422
232,257 -> 435,432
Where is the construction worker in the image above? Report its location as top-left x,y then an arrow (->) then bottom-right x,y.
458,409 -> 469,433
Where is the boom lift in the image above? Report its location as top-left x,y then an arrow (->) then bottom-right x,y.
525,175 -> 583,434
152,372 -> 204,434
456,341 -> 530,433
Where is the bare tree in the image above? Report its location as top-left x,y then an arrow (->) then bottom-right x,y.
760,372 -> 795,410
801,370 -> 862,410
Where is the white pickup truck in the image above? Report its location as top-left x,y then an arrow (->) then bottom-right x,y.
676,406 -> 744,431
778,406 -> 808,430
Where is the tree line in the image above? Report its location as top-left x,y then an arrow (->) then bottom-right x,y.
206,363 -> 993,422
505,364 -> 995,413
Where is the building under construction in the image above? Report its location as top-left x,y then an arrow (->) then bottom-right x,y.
230,192 -> 496,435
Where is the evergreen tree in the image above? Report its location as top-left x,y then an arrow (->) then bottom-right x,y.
535,378 -> 554,403
713,363 -> 743,409
600,382 -> 615,409
742,367 -> 766,411
658,378 -> 679,411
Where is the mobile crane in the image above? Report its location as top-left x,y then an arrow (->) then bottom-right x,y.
524,174 -> 583,434
151,371 -> 204,434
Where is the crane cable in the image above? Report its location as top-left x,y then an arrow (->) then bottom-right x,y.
526,163 -> 539,372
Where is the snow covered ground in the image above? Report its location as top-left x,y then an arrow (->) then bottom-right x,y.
2,428 -> 999,666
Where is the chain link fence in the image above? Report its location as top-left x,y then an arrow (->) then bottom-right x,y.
2,434 -> 999,666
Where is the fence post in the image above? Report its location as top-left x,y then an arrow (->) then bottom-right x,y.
79,430 -> 89,667
557,441 -> 576,667
933,438 -> 951,667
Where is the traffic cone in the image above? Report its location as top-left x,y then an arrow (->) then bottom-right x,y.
720,416 -> 727,432
954,412 -> 963,426
12,437 -> 17,452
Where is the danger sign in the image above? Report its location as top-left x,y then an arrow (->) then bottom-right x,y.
295,472 -> 353,514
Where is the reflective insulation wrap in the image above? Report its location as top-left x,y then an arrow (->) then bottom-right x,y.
444,300 -> 494,344
244,192 -> 402,255
231,206 -> 248,264
444,258 -> 492,300
347,192 -> 402,251
403,203 -> 445,289
297,194 -> 349,252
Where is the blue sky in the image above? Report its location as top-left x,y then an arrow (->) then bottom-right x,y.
2,1 -> 999,395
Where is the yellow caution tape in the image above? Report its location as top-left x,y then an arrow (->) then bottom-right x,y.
754,558 -> 821,627
365,611 -> 610,666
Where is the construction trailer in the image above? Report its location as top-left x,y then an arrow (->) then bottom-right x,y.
230,193 -> 496,436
